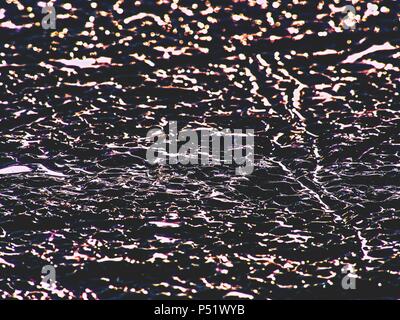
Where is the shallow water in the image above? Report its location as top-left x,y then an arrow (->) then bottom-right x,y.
0,0 -> 399,299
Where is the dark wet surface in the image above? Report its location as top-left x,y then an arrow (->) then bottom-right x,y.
0,0 -> 399,299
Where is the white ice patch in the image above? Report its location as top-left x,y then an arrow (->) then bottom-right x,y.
0,165 -> 32,175
224,291 -> 254,299
37,164 -> 66,177
343,42 -> 397,64
148,221 -> 180,228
